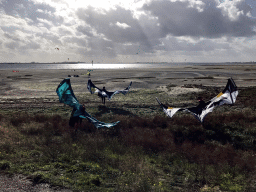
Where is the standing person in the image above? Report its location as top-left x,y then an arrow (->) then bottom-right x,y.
69,104 -> 86,136
99,86 -> 106,105
97,86 -> 107,105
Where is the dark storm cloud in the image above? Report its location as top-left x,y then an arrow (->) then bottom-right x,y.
5,41 -> 20,49
58,27 -> 72,36
76,25 -> 94,37
87,37 -> 116,57
4,32 -> 41,50
76,6 -> 152,49
20,41 -> 40,50
63,37 -> 87,47
1,25 -> 22,34
4,33 -> 23,42
38,32 -> 62,45
161,36 -> 231,52
75,1 -> 256,59
1,0 -> 63,26
76,37 -> 116,58
142,0 -> 256,38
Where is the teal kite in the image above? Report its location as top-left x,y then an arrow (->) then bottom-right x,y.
56,78 -> 119,129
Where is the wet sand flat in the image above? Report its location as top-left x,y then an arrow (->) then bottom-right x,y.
0,64 -> 255,100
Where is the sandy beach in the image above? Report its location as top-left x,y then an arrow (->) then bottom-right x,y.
0,64 -> 255,101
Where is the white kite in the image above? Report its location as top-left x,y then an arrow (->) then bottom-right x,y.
157,78 -> 238,123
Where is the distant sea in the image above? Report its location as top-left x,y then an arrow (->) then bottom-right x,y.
0,62 -> 254,70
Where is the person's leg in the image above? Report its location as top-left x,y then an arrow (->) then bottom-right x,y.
69,117 -> 79,139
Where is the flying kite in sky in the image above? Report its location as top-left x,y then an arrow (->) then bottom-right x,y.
87,79 -> 132,101
156,78 -> 238,123
56,78 -> 119,129
55,47 -> 59,50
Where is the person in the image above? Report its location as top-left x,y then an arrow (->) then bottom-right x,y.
102,87 -> 107,104
188,96 -> 207,116
69,104 -> 86,135
98,87 -> 107,105
194,96 -> 208,115
197,97 -> 206,109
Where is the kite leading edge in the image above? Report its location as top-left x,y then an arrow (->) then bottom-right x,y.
156,78 -> 238,123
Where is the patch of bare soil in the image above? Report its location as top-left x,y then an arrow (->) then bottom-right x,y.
0,173 -> 72,192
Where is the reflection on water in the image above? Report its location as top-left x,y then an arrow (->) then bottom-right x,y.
0,63 -> 179,70
0,62 -> 245,70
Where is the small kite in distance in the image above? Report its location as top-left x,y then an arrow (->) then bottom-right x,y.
56,78 -> 119,129
87,79 -> 132,101
156,78 -> 238,123
55,48 -> 59,50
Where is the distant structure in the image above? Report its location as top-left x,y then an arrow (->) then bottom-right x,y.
92,60 -> 93,66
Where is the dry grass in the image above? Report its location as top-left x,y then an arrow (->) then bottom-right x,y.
1,86 -> 256,191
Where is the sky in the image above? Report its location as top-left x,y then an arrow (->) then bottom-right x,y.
0,0 -> 256,63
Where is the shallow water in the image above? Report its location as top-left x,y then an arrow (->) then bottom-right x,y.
0,62 -> 246,70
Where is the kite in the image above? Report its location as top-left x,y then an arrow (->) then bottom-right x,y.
87,79 -> 132,101
156,78 -> 238,123
56,78 -> 119,129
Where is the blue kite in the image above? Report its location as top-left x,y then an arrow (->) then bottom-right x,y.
56,78 -> 119,129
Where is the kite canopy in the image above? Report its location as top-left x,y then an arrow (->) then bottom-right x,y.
87,79 -> 132,100
157,78 -> 238,123
56,78 -> 119,128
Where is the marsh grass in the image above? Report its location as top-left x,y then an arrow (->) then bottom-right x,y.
1,87 -> 256,191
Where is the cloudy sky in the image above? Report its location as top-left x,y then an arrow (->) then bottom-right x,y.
1,0 -> 256,63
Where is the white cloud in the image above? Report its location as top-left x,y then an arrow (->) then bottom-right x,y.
217,0 -> 245,21
116,22 -> 131,29
37,18 -> 53,27
0,0 -> 256,63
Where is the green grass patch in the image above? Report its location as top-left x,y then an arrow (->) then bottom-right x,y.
1,86 -> 256,191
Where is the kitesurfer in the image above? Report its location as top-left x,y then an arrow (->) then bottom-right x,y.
69,104 -> 86,134
197,97 -> 206,109
99,86 -> 107,105
195,97 -> 207,115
